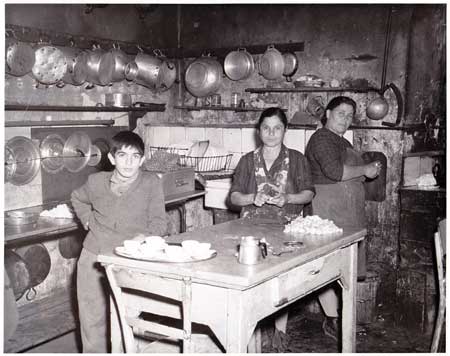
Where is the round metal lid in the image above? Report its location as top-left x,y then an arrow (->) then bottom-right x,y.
63,131 -> 91,173
6,136 -> 41,186
40,134 -> 65,174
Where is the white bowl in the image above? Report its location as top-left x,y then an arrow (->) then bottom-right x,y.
181,240 -> 200,251
165,245 -> 188,260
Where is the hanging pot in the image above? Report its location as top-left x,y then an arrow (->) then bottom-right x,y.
125,52 -> 162,90
5,146 -> 16,183
56,46 -> 88,86
31,45 -> 68,85
157,58 -> 177,91
110,45 -> 131,82
6,136 -> 41,186
282,52 -> 298,82
184,55 -> 223,97
5,38 -> 35,77
63,131 -> 92,173
366,83 -> 403,126
224,48 -> 255,81
85,45 -> 114,86
258,45 -> 285,80
5,249 -> 31,301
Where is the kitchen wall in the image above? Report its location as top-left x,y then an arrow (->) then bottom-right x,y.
5,4 -> 445,306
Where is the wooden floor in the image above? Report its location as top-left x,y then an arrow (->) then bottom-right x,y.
23,301 -> 444,353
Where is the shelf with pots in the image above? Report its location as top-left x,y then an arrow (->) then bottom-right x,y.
173,105 -> 265,112
245,86 -> 381,94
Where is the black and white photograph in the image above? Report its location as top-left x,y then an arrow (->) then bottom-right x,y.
3,2 -> 446,353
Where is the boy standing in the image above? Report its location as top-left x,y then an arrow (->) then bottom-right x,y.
71,131 -> 168,352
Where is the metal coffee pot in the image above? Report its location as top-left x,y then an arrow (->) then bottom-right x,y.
238,236 -> 267,265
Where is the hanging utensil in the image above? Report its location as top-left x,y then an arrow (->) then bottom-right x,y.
40,133 -> 65,174
110,44 -> 131,82
184,54 -> 223,97
5,249 -> 31,301
31,45 -> 68,85
258,45 -> 285,80
282,52 -> 298,82
15,244 -> 51,289
5,146 -> 16,183
88,144 -> 102,166
224,48 -> 255,81
5,37 -> 35,77
85,45 -> 114,86
63,131 -> 92,173
6,136 -> 41,186
56,45 -> 88,86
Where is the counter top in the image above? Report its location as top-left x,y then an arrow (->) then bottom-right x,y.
400,185 -> 446,192
5,190 -> 207,246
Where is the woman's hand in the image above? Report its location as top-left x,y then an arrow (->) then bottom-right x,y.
266,193 -> 288,207
364,161 -> 381,179
254,191 -> 270,206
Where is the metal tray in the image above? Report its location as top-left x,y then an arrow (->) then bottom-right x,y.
114,246 -> 217,263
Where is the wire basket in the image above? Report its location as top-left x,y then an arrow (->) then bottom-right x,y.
147,146 -> 232,172
180,154 -> 233,172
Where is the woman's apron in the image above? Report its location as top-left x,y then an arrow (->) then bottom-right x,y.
241,146 -> 293,223
312,148 -> 367,278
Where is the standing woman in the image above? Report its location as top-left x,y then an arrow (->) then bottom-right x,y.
305,96 -> 381,340
230,107 -> 315,350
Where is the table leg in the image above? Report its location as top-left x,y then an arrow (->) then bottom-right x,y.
110,295 -> 123,353
225,289 -> 255,353
341,243 -> 358,353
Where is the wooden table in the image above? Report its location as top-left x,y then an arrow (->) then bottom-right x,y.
98,219 -> 366,353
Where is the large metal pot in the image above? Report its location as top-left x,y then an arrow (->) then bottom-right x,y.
5,38 -> 35,77
6,136 -> 41,186
32,45 -> 68,85
110,45 -> 131,82
258,45 -> 285,81
125,50 -> 176,91
63,131 -> 92,173
224,48 -> 254,81
185,56 -> 222,97
57,46 -> 88,86
5,249 -> 31,300
85,45 -> 114,86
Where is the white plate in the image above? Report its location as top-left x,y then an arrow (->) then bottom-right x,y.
115,246 -> 217,263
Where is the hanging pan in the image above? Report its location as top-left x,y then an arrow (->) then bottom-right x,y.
224,48 -> 255,81
5,37 -> 35,77
40,133 -> 65,174
5,249 -> 31,301
63,131 -> 92,173
5,136 -> 41,186
282,52 -> 299,82
56,45 -> 89,87
15,244 -> 51,301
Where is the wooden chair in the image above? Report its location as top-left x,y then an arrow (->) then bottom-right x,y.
431,218 -> 446,353
104,264 -> 193,353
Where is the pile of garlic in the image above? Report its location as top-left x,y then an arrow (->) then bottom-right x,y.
284,215 -> 343,235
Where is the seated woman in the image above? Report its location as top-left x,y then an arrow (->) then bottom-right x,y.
230,107 -> 315,350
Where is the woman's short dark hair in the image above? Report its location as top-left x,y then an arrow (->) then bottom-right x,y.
256,107 -> 288,130
321,96 -> 357,125
110,131 -> 145,156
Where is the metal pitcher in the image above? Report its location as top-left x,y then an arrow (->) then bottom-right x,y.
238,236 -> 267,265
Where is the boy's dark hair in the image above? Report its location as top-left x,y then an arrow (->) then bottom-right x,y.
256,107 -> 288,130
321,96 -> 356,125
109,131 -> 145,156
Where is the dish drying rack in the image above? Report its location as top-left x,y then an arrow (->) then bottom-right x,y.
147,146 -> 233,173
